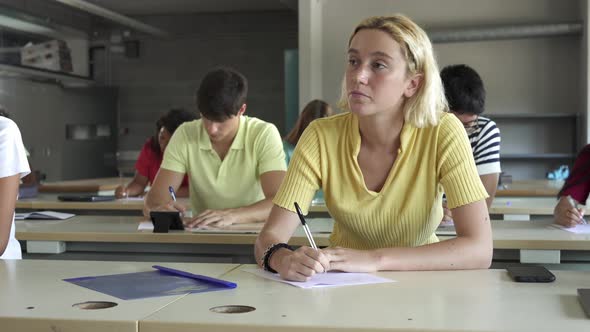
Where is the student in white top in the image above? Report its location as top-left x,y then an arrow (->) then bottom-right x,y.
0,116 -> 30,259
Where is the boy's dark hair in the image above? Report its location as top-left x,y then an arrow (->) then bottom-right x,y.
151,108 -> 197,153
440,64 -> 486,115
196,67 -> 248,122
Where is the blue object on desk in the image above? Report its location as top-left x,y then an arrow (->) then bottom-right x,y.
64,266 -> 236,300
546,165 -> 569,181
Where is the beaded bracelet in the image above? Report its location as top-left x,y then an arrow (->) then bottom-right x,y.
262,243 -> 293,273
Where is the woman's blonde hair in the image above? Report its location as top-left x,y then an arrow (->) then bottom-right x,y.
337,14 -> 447,128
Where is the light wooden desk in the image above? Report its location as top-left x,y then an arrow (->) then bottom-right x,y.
438,218 -> 590,264
496,179 -> 563,197
39,177 -> 132,194
0,259 -> 239,332
16,194 -> 146,214
140,266 -> 590,332
16,216 -> 332,262
16,216 -> 590,265
309,197 -> 557,220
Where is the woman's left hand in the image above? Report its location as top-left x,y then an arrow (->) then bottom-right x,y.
186,209 -> 239,228
321,247 -> 380,273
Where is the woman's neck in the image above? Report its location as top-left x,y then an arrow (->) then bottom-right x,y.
358,109 -> 405,151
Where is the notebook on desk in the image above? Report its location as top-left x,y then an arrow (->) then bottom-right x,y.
57,195 -> 116,202
15,211 -> 75,220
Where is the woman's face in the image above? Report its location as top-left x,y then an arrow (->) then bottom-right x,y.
345,29 -> 419,117
158,127 -> 172,152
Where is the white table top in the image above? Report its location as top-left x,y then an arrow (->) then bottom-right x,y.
140,265 -> 590,332
0,260 -> 238,332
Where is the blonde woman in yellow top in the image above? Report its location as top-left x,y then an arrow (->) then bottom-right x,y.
255,14 -> 492,281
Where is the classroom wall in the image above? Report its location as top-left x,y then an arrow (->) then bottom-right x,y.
0,79 -> 118,181
300,0 -> 585,179
110,11 -> 298,158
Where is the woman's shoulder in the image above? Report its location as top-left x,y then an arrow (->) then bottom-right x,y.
432,112 -> 464,135
310,112 -> 352,132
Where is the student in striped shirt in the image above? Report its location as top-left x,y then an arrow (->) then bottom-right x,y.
440,65 -> 501,222
255,15 -> 492,281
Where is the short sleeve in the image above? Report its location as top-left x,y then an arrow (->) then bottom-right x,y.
437,115 -> 488,209
161,123 -> 189,174
0,119 -> 30,179
473,120 -> 501,175
273,122 -> 322,214
254,124 -> 287,175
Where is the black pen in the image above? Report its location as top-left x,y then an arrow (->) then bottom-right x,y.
294,202 -> 318,250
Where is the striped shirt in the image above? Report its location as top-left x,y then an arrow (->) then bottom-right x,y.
469,116 -> 501,175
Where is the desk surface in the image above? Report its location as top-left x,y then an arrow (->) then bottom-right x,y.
16,194 -> 148,211
38,178 -> 562,197
15,216 -> 590,251
310,197 -> 557,215
17,195 -> 556,217
496,179 -> 563,197
0,260 -> 238,332
16,216 -> 334,246
141,265 -> 590,332
39,177 -> 132,193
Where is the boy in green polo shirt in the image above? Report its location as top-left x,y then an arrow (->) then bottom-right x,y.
145,67 -> 287,227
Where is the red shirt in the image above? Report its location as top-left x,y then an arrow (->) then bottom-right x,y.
135,138 -> 189,188
561,144 -> 590,204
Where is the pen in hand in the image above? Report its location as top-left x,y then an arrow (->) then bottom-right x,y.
168,186 -> 177,202
566,195 -> 587,225
294,202 -> 318,250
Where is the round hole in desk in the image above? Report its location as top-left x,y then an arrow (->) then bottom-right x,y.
210,305 -> 256,314
72,301 -> 118,310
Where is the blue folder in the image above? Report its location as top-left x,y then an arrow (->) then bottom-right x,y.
64,265 -> 237,300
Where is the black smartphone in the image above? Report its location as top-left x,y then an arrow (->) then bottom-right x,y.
506,265 -> 556,283
150,211 -> 184,233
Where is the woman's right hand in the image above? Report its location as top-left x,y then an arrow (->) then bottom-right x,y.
271,246 -> 330,282
114,185 -> 128,199
554,196 -> 585,228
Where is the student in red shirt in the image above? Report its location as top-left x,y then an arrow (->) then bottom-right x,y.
554,144 -> 590,227
115,109 -> 197,198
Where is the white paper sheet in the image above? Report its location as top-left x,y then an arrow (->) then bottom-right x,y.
242,267 -> 395,289
552,223 -> 590,234
119,197 -> 144,201
15,211 -> 75,220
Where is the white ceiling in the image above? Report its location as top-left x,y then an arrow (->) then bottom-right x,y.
85,0 -> 297,15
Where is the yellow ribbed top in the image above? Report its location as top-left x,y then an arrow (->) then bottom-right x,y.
273,112 -> 488,249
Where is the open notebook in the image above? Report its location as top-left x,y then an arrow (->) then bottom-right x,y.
15,211 -> 75,220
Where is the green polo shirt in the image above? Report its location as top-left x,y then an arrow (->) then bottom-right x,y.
161,116 -> 286,214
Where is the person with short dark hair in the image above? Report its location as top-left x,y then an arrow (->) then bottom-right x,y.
441,64 -> 501,219
115,108 -> 197,198
145,67 -> 286,227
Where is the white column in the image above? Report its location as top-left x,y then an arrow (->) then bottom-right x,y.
298,0 -> 323,109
